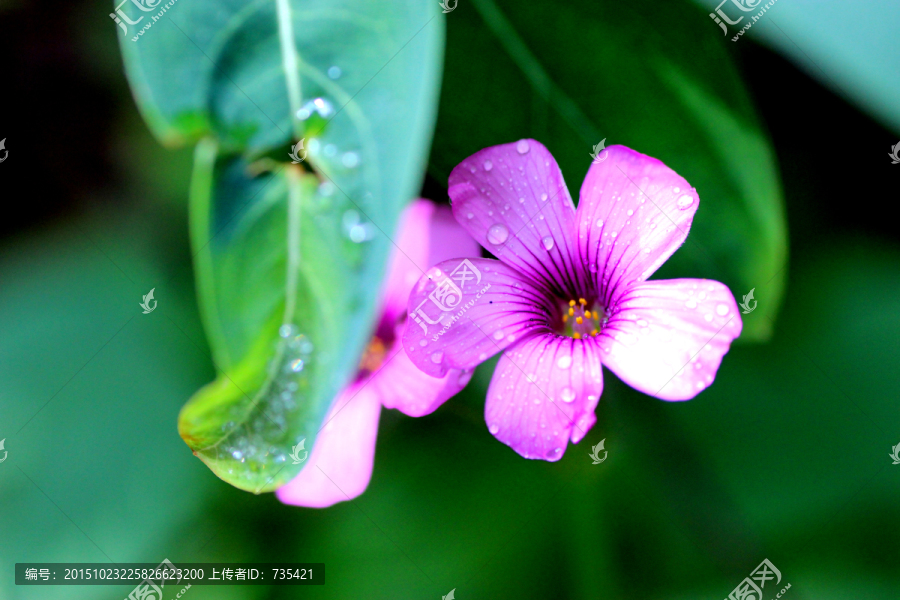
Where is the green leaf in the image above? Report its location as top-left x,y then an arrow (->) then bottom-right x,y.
118,0 -> 444,492
431,0 -> 787,340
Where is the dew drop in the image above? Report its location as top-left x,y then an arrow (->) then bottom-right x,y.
516,139 -> 530,154
341,152 -> 360,168
519,197 -> 525,203
489,424 -> 500,434
545,447 -> 561,459
685,299 -> 698,309
595,218 -> 604,228
540,193 -> 548,201
466,212 -> 474,219
419,339 -> 428,347
289,358 -> 304,372
541,236 -> 555,251
487,223 -> 509,245
430,351 -> 444,364
627,209 -> 634,216
327,66 -> 342,79
493,329 -> 505,340
673,186 -> 681,193
231,450 -> 244,460
560,387 -> 576,403
557,355 -> 572,369
716,304 -> 729,316
483,160 -> 493,171
677,195 -> 695,210
279,324 -> 295,338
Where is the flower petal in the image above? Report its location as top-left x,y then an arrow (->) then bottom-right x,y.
380,200 -> 480,339
485,333 -> 603,462
448,139 -> 583,297
375,331 -> 473,417
576,146 -> 699,305
275,382 -> 381,508
403,257 -> 553,377
598,279 -> 742,401
379,199 -> 435,336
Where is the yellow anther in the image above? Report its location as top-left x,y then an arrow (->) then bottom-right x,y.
579,298 -> 586,305
568,307 -> 575,316
563,314 -> 568,323
575,317 -> 583,324
591,329 -> 599,336
584,310 -> 592,318
573,332 -> 581,339
569,299 -> 576,307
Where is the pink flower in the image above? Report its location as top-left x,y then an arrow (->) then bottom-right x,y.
277,199 -> 479,508
403,140 -> 743,461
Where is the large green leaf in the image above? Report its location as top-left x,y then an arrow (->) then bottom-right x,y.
117,0 -> 444,491
431,0 -> 787,340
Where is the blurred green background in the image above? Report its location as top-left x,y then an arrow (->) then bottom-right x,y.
1,0 -> 899,598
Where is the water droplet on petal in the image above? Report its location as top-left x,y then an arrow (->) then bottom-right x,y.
289,358 -> 305,372
677,195 -> 695,210
493,329 -> 505,340
487,223 -> 509,245
673,186 -> 680,193
279,324 -> 295,338
489,424 -> 500,434
419,339 -> 427,347
430,351 -> 444,364
516,139 -> 530,154
685,299 -> 698,309
466,212 -> 474,219
545,447 -> 561,459
541,236 -> 555,251
540,193 -> 548,201
627,209 -> 634,216
560,387 -> 576,403
557,355 -> 572,369
483,160 -> 493,171
716,304 -> 729,316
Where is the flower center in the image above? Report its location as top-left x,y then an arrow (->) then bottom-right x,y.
359,336 -> 387,374
559,298 -> 608,339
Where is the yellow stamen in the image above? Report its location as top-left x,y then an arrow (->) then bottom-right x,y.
579,298 -> 586,305
563,314 -> 568,323
573,332 -> 581,339
584,310 -> 592,318
575,317 -> 583,324
568,307 -> 574,316
569,299 -> 576,307
591,329 -> 599,336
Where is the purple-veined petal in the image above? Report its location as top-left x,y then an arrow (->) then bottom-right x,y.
485,333 -> 603,461
380,200 -> 480,340
276,382 -> 381,508
598,279 -> 742,401
375,325 -> 473,417
403,257 -> 553,377
448,139 -> 583,297
576,146 -> 699,306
